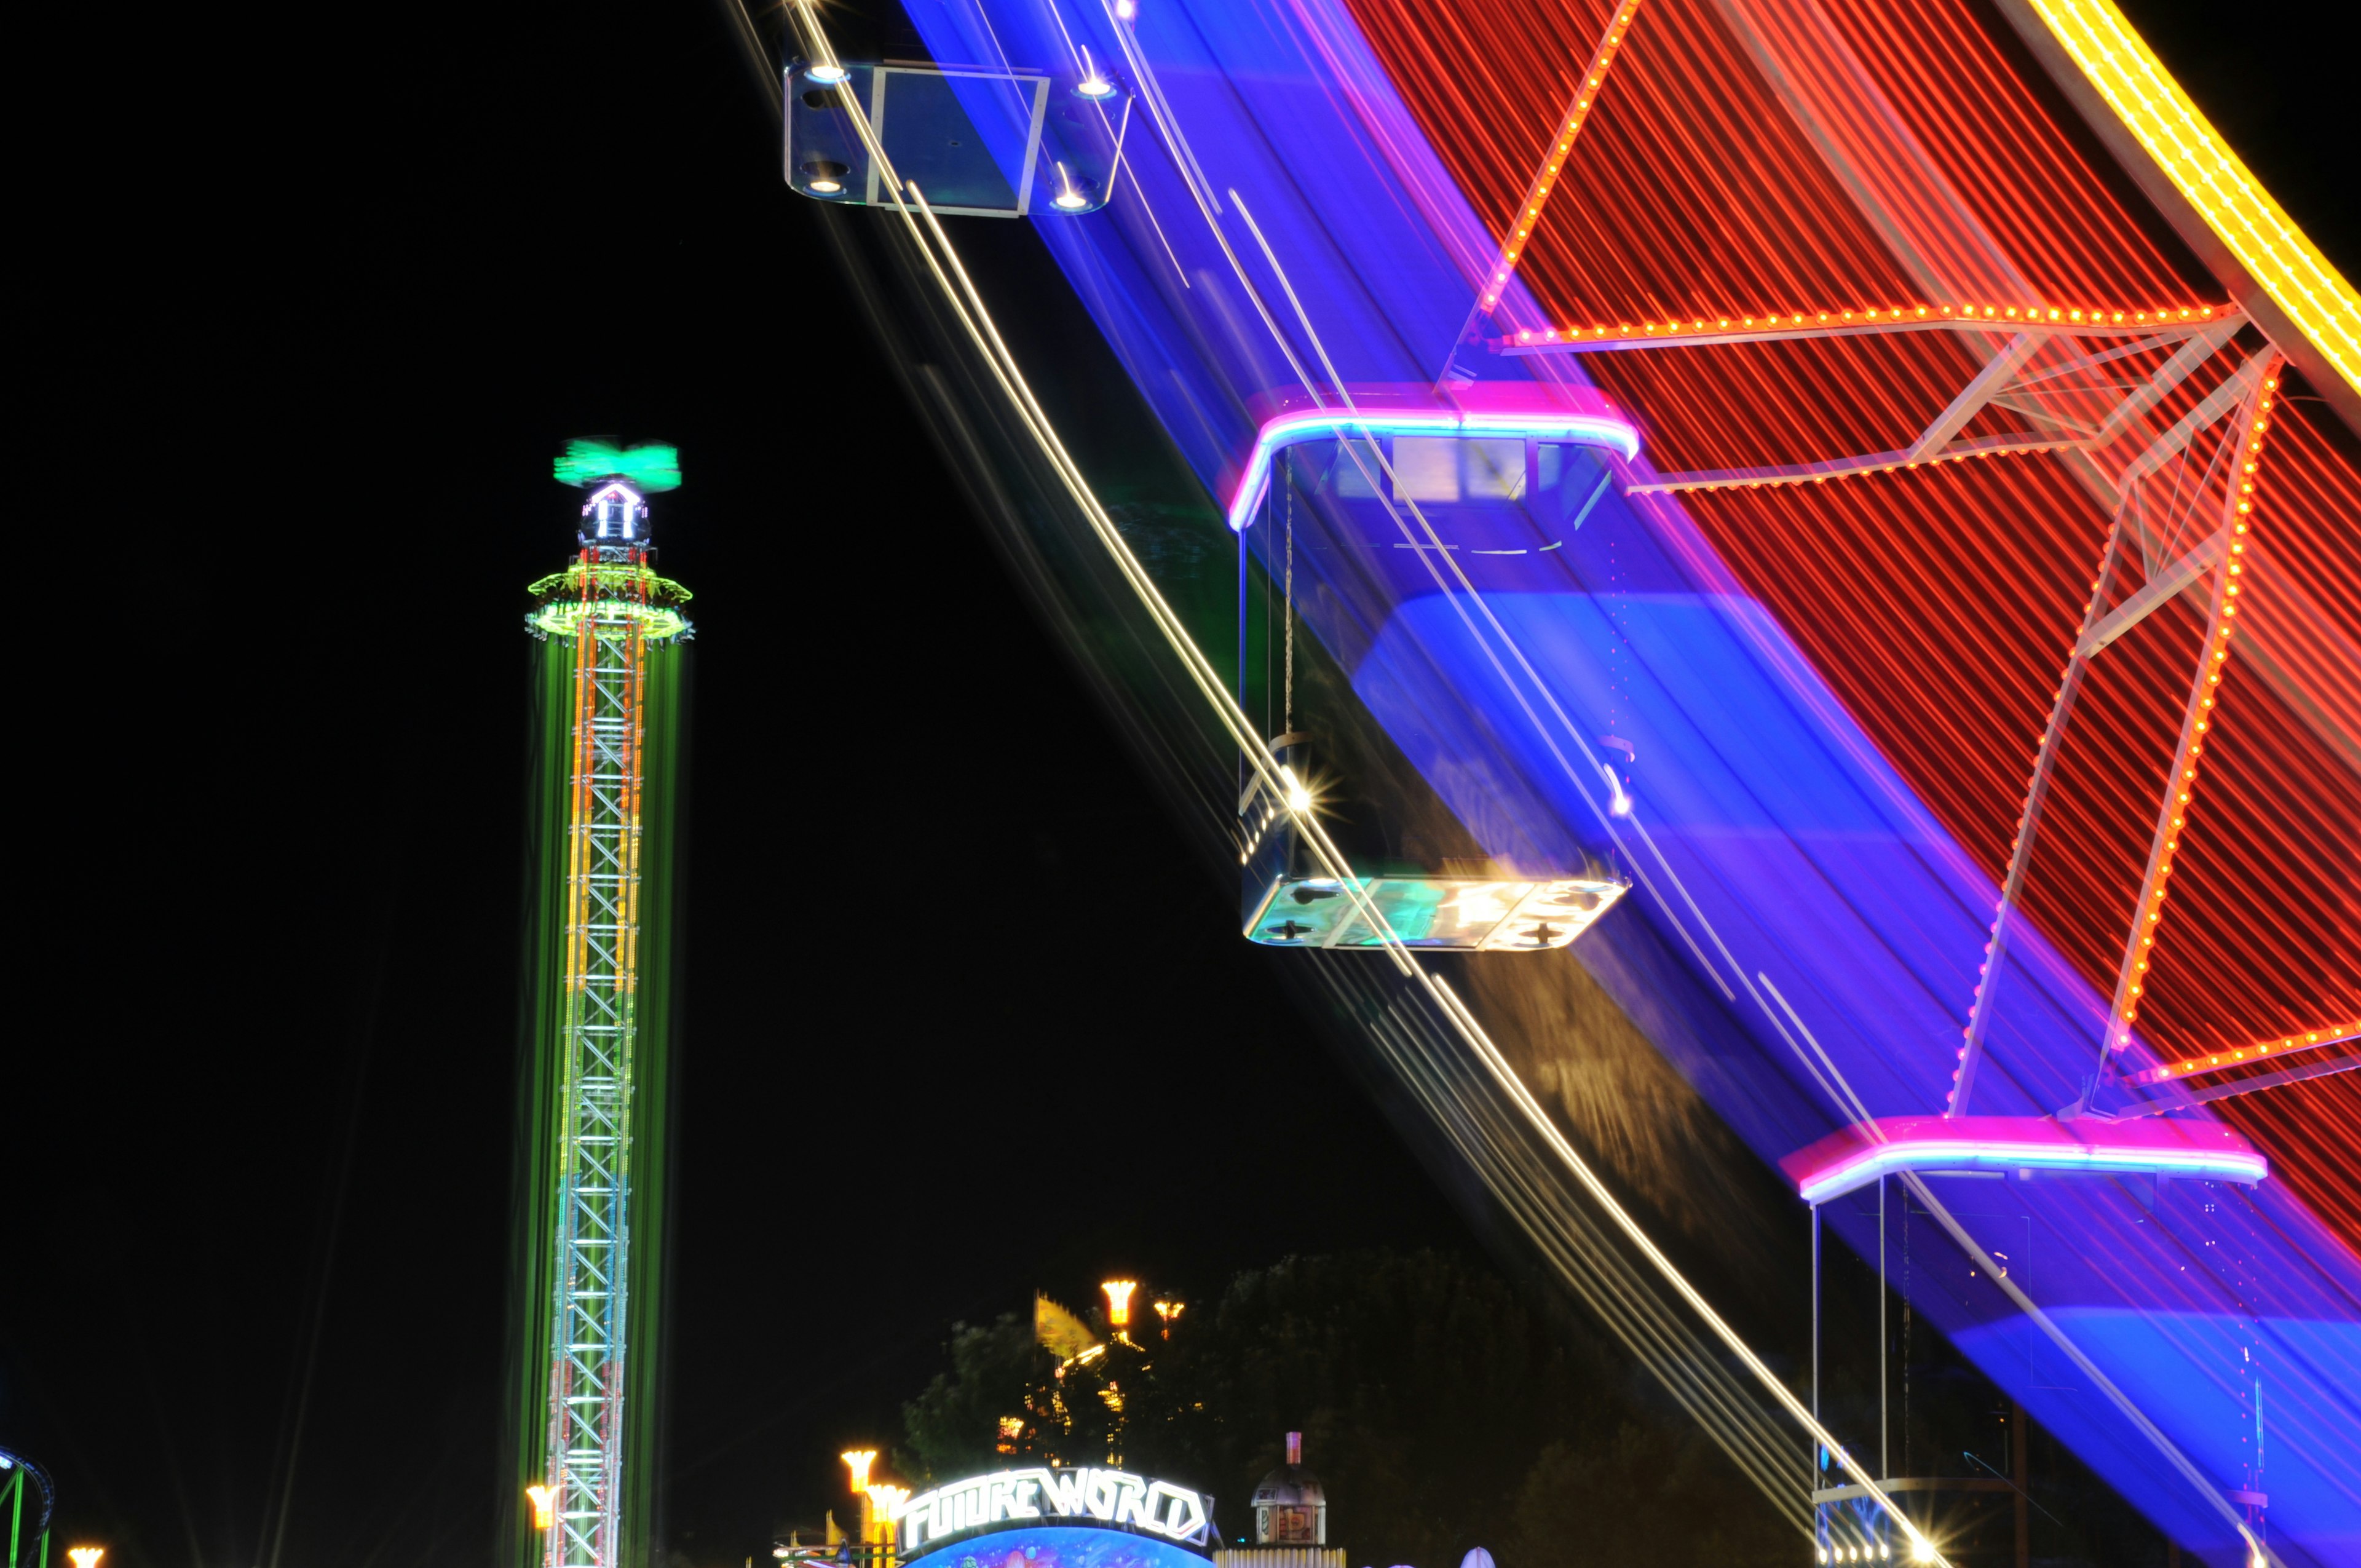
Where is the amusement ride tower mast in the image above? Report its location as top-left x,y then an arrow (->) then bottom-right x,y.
514,442 -> 693,1568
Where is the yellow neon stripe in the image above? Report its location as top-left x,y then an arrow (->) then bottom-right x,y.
2025,0 -> 2360,395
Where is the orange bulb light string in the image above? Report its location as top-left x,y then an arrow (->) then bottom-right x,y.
1442,0 -> 1649,377
2079,354 -> 2285,1112
2128,1022 -> 2361,1087
1495,300 -> 2228,352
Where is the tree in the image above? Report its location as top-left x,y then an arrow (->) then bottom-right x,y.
897,1251 -> 1787,1568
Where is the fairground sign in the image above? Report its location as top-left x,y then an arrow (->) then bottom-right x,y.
895,1468 -> 1213,1553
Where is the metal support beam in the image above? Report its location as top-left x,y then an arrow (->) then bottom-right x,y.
1952,346 -> 2264,1115
2114,354 -> 2269,497
1618,328 -> 2247,497
1441,0 -> 1648,385
1907,333 -> 2046,461
2076,529 -> 2225,656
2077,355 -> 2282,1115
2114,1052 -> 2359,1119
1494,310 -> 2230,355
1626,434 -> 2074,496
2092,318 -> 2244,444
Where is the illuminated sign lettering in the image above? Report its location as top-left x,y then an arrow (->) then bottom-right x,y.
895,1468 -> 1212,1552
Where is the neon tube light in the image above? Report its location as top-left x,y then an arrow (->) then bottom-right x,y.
1784,1115 -> 2266,1205
1226,405 -> 1640,531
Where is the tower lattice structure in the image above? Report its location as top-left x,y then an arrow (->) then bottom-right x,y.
519,459 -> 692,1568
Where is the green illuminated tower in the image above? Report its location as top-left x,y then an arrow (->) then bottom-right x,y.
510,441 -> 692,1568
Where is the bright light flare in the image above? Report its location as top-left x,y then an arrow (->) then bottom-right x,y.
1101,1278 -> 1138,1326
68,1552 -> 104,1568
870,1483 -> 911,1522
806,63 -> 850,85
843,1449 -> 877,1492
1602,762 -> 1634,817
527,1484 -> 557,1530
1910,1534 -> 1935,1563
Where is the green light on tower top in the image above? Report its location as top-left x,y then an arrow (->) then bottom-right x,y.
554,438 -> 682,493
529,440 -> 695,646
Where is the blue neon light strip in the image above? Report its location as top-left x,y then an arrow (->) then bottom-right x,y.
1225,407 -> 1642,532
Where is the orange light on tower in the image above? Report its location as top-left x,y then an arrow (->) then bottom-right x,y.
527,1484 -> 558,1530
1152,1298 -> 1185,1339
1101,1280 -> 1137,1329
68,1551 -> 105,1568
843,1450 -> 878,1494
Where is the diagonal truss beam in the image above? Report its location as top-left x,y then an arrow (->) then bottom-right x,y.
2113,1051 -> 2359,1120
1613,322 -> 2245,497
2126,1024 -> 2361,1088
1947,348 -> 2268,1116
1439,0 -> 1649,385
1471,1 -> 1647,319
2090,317 -> 2243,445
2075,529 -> 2223,656
1624,435 -> 2075,496
2076,355 -> 2283,1115
1494,308 -> 2231,355
1907,331 -> 2047,459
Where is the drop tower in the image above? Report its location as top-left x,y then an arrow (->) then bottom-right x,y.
510,441 -> 694,1568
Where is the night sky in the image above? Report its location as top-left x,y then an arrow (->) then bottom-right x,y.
9,1 -> 2346,1564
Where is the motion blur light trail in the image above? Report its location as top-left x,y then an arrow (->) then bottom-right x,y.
775,3 -> 1956,1554
764,0 -> 2360,1559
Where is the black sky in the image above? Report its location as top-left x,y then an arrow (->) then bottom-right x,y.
9,0 -> 2347,1564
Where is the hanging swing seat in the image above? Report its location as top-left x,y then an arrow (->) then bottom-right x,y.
1245,873 -> 1627,950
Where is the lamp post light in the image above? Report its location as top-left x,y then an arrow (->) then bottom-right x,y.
842,1451 -> 906,1568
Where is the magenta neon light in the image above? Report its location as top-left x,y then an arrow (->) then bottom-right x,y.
1225,405 -> 1641,532
1782,1115 -> 2267,1205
